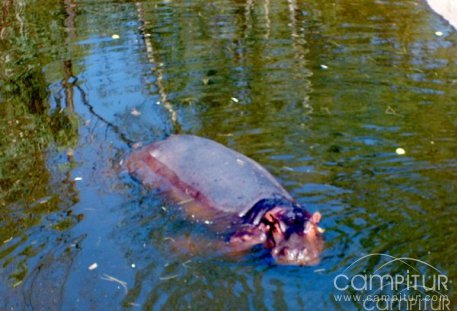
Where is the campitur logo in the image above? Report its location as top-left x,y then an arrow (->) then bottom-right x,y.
333,253 -> 451,310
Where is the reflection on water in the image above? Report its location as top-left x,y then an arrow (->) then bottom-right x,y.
0,0 -> 456,309
427,0 -> 457,29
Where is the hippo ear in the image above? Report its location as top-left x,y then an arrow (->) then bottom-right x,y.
304,212 -> 323,235
310,211 -> 321,225
264,207 -> 283,223
264,207 -> 287,233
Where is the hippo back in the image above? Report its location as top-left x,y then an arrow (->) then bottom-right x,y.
130,135 -> 292,216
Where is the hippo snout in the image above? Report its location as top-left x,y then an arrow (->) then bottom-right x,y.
272,246 -> 319,266
270,231 -> 323,266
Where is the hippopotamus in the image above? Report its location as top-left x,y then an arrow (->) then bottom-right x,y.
126,135 -> 324,265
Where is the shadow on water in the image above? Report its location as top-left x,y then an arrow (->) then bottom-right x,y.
0,0 -> 456,310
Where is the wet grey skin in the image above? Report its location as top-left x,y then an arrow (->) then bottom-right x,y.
127,135 -> 324,265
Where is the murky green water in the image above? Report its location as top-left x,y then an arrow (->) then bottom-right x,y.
1,0 -> 456,310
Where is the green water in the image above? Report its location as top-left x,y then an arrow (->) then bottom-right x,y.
0,0 -> 456,310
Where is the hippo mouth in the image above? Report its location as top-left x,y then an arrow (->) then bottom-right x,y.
272,245 -> 320,266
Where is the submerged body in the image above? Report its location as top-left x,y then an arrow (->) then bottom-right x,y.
126,135 -> 323,265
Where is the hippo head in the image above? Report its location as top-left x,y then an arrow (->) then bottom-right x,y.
232,201 -> 324,265
262,207 -> 324,265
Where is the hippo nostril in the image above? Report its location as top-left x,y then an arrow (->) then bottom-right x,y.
288,249 -> 298,261
297,249 -> 310,263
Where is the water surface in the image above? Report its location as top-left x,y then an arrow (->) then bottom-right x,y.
0,0 -> 456,309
